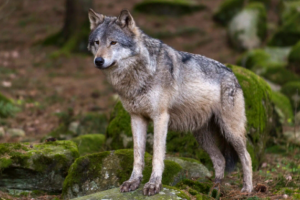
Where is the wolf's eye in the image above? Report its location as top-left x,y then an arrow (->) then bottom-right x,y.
110,41 -> 117,45
94,40 -> 99,45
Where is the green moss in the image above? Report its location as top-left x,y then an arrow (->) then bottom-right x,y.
0,92 -> 20,118
133,0 -> 205,16
237,49 -> 270,69
271,91 -> 294,125
268,12 -> 300,47
288,40 -> 300,69
72,134 -> 105,155
176,179 -> 212,195
227,64 -> 273,170
213,0 -> 245,26
260,66 -> 300,85
245,3 -> 267,41
163,185 -> 191,199
281,81 -> 300,110
76,113 -> 108,135
280,0 -> 300,22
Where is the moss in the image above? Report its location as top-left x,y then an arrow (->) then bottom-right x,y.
281,81 -> 300,111
163,185 -> 191,199
76,113 -> 108,135
213,0 -> 245,26
280,0 -> 300,22
268,12 -> 300,47
271,91 -> 294,125
288,40 -> 300,70
71,134 -> 105,155
227,64 -> 273,170
0,92 -> 20,118
237,49 -> 270,69
133,0 -> 205,16
260,66 -> 300,85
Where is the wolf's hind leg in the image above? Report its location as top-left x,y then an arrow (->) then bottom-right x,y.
218,90 -> 253,193
120,115 -> 147,193
193,126 -> 225,184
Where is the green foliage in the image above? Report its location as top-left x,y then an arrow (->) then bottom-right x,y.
0,93 -> 20,118
71,134 -> 105,156
176,179 -> 216,199
237,49 -> 270,69
271,91 -> 294,125
261,66 -> 300,85
133,0 -> 205,16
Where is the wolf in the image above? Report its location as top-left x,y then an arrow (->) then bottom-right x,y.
87,9 -> 253,196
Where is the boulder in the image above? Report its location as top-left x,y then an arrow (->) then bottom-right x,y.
6,128 -> 26,138
62,149 -> 211,199
288,40 -> 300,73
268,12 -> 300,46
271,91 -> 294,125
0,141 -> 79,193
228,3 -> 267,50
71,134 -> 105,156
133,0 -> 205,16
279,0 -> 300,22
227,64 -> 273,169
281,81 -> 300,111
72,186 -> 192,200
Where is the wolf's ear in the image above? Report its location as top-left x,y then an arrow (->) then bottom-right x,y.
117,10 -> 136,29
88,9 -> 104,30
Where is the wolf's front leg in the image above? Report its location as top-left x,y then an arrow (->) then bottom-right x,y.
120,115 -> 147,193
143,112 -> 169,196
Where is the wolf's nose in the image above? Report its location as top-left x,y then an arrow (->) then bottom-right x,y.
95,57 -> 104,68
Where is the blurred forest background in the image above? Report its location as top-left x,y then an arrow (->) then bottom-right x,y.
0,0 -> 300,199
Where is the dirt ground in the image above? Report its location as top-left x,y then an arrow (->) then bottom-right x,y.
0,0 -> 299,199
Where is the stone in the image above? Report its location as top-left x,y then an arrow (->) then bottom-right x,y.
133,0 -> 205,16
72,186 -> 192,200
71,134 -> 106,155
271,91 -> 294,125
228,3 -> 267,50
0,127 -> 5,138
62,149 -> 211,199
6,128 -> 25,138
0,141 -> 79,193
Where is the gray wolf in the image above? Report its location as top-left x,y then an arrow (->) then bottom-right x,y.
87,9 -> 253,196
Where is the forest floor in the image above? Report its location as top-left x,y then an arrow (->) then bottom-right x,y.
0,0 -> 299,199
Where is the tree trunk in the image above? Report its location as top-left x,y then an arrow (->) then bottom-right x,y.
43,0 -> 92,56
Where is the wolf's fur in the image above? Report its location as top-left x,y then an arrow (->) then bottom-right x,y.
88,9 -> 253,196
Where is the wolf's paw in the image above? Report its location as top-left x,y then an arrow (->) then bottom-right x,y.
120,178 -> 141,193
143,182 -> 162,196
241,185 -> 253,193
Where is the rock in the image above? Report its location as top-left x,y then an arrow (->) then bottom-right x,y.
133,0 -> 205,16
176,179 -> 217,199
228,3 -> 267,50
71,134 -> 105,155
68,121 -> 80,134
271,91 -> 294,125
268,11 -> 300,46
288,40 -> 300,73
227,64 -> 273,169
6,128 -> 25,138
281,81 -> 300,111
62,149 -> 211,199
165,156 -> 211,182
280,0 -> 300,22
0,141 -> 79,193
72,185 -> 191,200
0,127 -> 5,138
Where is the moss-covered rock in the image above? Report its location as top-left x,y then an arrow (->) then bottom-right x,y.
271,91 -> 294,125
288,40 -> 300,73
268,12 -> 300,46
213,0 -> 269,26
133,0 -> 205,16
279,0 -> 300,22
260,66 -> 300,85
72,185 -> 191,200
71,134 -> 105,156
228,3 -> 267,50
281,81 -> 300,110
176,179 -> 217,199
227,64 -> 273,169
62,149 -> 210,199
0,141 -> 79,192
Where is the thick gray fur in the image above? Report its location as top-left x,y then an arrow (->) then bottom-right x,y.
87,9 -> 253,196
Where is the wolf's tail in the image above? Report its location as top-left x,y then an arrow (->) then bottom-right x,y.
222,141 -> 239,172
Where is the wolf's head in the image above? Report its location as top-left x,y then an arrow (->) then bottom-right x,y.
87,9 -> 140,70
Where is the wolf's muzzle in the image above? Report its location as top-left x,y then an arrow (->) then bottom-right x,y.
94,57 -> 105,69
